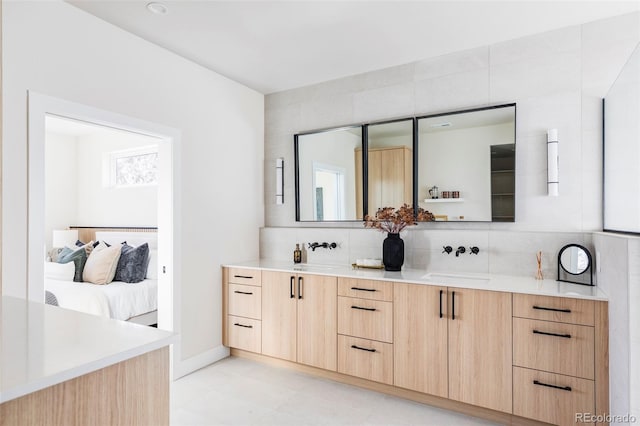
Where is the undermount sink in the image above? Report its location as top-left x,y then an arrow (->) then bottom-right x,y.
293,264 -> 344,271
421,272 -> 490,283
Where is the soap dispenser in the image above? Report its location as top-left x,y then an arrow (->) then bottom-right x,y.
294,244 -> 302,264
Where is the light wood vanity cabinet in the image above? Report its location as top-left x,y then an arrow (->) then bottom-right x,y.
223,268 -> 262,353
512,294 -> 605,426
223,267 -> 608,425
261,270 -> 337,371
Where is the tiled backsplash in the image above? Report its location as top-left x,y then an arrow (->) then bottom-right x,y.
260,227 -> 593,279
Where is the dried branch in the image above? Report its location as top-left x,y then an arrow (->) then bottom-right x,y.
364,204 -> 435,234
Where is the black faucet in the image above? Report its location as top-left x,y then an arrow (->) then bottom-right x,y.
455,246 -> 466,257
469,246 -> 480,255
442,246 -> 453,254
308,242 -> 337,251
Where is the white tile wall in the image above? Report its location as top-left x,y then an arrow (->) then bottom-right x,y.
264,12 -> 640,232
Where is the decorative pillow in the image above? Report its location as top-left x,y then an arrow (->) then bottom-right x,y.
76,240 -> 100,249
146,249 -> 158,280
57,246 -> 88,282
44,261 -> 76,281
114,243 -> 149,283
82,244 -> 122,285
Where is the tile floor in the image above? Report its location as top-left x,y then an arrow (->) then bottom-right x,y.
171,357 -> 499,426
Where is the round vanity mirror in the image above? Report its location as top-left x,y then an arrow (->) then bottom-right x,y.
557,244 -> 593,285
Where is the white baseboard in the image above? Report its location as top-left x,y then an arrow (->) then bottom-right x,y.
173,345 -> 230,379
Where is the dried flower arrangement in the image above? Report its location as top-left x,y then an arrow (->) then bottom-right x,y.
364,204 -> 435,234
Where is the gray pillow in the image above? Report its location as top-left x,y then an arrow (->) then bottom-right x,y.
114,243 -> 149,283
57,246 -> 88,282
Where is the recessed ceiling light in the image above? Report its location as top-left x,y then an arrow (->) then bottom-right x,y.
430,122 -> 452,128
146,2 -> 168,15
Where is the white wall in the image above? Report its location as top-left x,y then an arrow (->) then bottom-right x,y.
264,12 -> 640,232
44,133 -> 78,249
2,1 -> 264,372
75,132 -> 158,228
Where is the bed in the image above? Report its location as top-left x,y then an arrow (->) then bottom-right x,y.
44,228 -> 159,326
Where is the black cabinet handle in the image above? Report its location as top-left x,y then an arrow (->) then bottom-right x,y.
351,287 -> 376,292
351,344 -> 376,353
290,276 -> 295,299
234,290 -> 253,295
234,275 -> 253,279
533,330 -> 572,339
533,305 -> 571,313
451,291 -> 456,320
439,289 -> 444,319
298,276 -> 303,299
234,323 -> 253,329
351,305 -> 377,312
533,380 -> 572,392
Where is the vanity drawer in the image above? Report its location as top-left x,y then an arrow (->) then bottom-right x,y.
338,278 -> 393,302
228,268 -> 262,287
227,315 -> 261,353
513,294 -> 594,326
513,366 -> 594,426
513,317 -> 594,379
228,284 -> 261,319
338,335 -> 393,385
338,296 -> 393,343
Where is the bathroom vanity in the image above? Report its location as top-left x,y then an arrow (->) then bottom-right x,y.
222,262 -> 608,426
0,296 -> 175,426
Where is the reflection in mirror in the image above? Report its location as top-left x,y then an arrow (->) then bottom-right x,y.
557,243 -> 593,286
296,127 -> 362,221
559,246 -> 590,274
362,119 -> 413,216
417,105 -> 515,222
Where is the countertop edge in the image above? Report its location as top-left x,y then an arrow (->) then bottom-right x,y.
222,261 -> 608,301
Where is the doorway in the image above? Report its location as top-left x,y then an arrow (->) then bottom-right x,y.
28,92 -> 182,376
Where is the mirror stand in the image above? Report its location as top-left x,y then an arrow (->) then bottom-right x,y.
557,243 -> 593,286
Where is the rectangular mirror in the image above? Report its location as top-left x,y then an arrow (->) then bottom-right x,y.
364,119 -> 414,215
295,126 -> 363,221
604,44 -> 640,233
417,104 -> 516,222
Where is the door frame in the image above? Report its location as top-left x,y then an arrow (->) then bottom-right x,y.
27,91 -> 182,377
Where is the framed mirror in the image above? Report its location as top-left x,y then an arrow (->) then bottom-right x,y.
295,126 -> 363,221
417,104 -> 516,222
364,119 -> 414,216
557,244 -> 593,286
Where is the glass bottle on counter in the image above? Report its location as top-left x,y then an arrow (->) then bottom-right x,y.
294,244 -> 302,263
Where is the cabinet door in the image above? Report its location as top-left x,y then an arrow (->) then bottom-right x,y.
297,274 -> 337,371
261,271 -> 297,361
394,283 -> 448,397
368,149 -> 383,212
448,288 -> 512,413
381,147 -> 410,209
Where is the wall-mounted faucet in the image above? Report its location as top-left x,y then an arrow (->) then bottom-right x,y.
308,242 -> 337,251
455,246 -> 466,257
469,246 -> 480,255
442,246 -> 453,255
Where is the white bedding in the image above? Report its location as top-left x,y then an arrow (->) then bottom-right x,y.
45,277 -> 158,321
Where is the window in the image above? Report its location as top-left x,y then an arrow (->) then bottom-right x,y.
108,146 -> 158,187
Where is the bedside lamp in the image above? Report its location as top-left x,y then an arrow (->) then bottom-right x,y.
52,229 -> 79,249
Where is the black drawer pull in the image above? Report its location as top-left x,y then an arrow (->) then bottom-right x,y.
532,305 -> 571,313
233,290 -> 253,295
233,323 -> 253,329
451,291 -> 456,320
351,344 -> 376,353
351,287 -> 377,292
290,276 -> 295,299
234,275 -> 253,279
351,305 -> 377,312
533,380 -> 572,392
439,289 -> 444,319
533,330 -> 571,339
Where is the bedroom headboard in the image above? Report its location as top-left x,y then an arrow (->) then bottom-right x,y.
69,226 -> 157,244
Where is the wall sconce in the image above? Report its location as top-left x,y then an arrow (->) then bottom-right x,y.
547,129 -> 559,196
276,157 -> 284,205
52,229 -> 79,248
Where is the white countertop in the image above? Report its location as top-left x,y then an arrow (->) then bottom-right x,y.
0,296 -> 176,404
223,260 -> 608,301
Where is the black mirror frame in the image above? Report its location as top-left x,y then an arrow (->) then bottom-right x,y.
294,103 -> 516,223
557,243 -> 593,286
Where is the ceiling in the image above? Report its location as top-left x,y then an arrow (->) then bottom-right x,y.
67,1 -> 640,94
